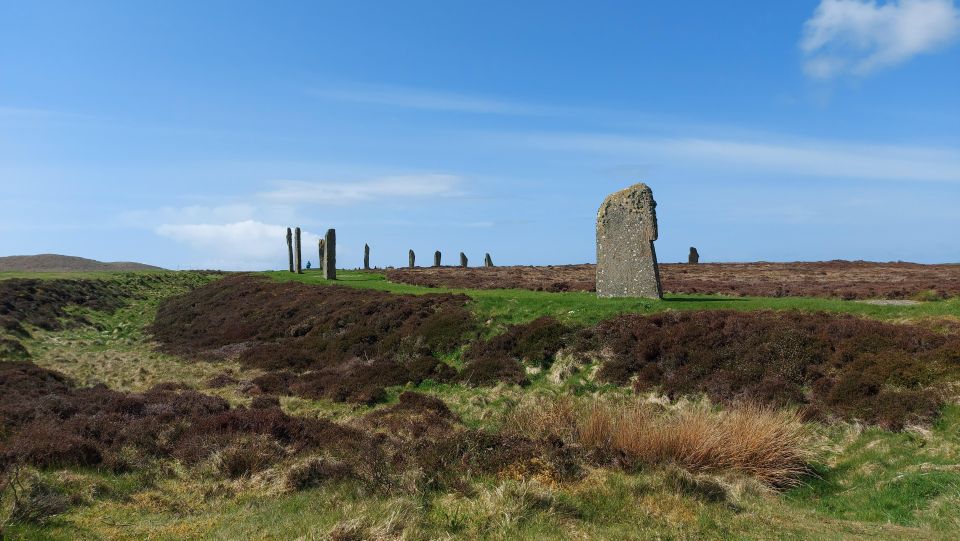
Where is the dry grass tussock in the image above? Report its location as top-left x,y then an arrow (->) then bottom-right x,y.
504,396 -> 812,488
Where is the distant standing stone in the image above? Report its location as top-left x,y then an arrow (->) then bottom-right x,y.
294,227 -> 303,274
286,227 -> 294,273
688,247 -> 700,264
318,239 -> 325,271
434,251 -> 441,267
323,229 -> 336,280
484,253 -> 493,267
408,249 -> 415,268
459,252 -> 468,268
364,244 -> 370,270
595,182 -> 663,299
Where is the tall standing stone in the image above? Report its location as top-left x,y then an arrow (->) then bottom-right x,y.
688,247 -> 700,264
286,228 -> 294,272
596,182 -> 662,299
484,253 -> 493,267
318,239 -> 325,271
294,227 -> 303,274
323,229 -> 336,280
459,252 -> 468,268
364,244 -> 371,270
434,251 -> 441,267
408,250 -> 415,268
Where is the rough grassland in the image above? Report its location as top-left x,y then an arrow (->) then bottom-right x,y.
385,261 -> 960,299
2,269 -> 960,540
267,270 -> 960,327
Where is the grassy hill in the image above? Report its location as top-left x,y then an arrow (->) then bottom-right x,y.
0,254 -> 163,273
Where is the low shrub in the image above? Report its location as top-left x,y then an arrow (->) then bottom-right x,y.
212,434 -> 285,478
457,316 -> 571,387
151,275 -> 476,403
285,456 -> 358,490
1,366 -> 579,494
8,475 -> 70,526
465,317 -> 571,369
0,279 -> 131,332
579,310 -> 959,428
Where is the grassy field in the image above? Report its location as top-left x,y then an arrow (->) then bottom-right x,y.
267,269 -> 960,326
2,270 -> 959,540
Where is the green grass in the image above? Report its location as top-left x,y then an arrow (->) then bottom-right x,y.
265,269 -> 960,326
787,405 -> 960,530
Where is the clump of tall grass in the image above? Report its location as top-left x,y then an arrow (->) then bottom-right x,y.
504,396 -> 812,488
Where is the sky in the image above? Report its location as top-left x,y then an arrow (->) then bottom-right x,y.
1,0 -> 959,270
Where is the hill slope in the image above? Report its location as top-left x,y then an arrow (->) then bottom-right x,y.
0,254 -> 164,272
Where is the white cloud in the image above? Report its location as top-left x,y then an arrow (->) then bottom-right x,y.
259,174 -> 462,204
801,0 -> 960,78
120,204 -> 258,226
309,84 -> 556,115
155,220 -> 320,270
516,132 -> 960,182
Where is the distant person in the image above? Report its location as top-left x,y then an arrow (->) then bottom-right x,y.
306,261 -> 312,270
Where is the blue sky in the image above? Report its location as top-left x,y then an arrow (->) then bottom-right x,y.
1,0 -> 959,269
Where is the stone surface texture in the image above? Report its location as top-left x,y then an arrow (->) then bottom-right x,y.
595,182 -> 662,299
323,229 -> 336,280
286,228 -> 294,273
294,227 -> 303,274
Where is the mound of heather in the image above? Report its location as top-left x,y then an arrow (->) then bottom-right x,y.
579,310 -> 960,429
0,362 -> 579,489
459,316 -> 572,386
0,278 -> 133,360
0,361 -> 360,471
151,275 -> 477,403
0,278 -> 129,332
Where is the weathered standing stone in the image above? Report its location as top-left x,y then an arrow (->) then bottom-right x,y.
318,239 -> 325,271
294,227 -> 303,274
688,247 -> 700,264
323,229 -> 336,280
286,228 -> 294,272
459,252 -> 468,268
434,251 -> 441,267
484,253 -> 493,267
408,250 -> 415,268
363,244 -> 370,270
596,182 -> 662,299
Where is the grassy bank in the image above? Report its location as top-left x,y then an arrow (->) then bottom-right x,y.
265,269 -> 960,326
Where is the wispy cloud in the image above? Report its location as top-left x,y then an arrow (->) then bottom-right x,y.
515,132 -> 960,182
155,220 -> 320,270
309,83 -> 555,115
800,0 -> 960,78
259,174 -> 463,204
119,204 -> 258,226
